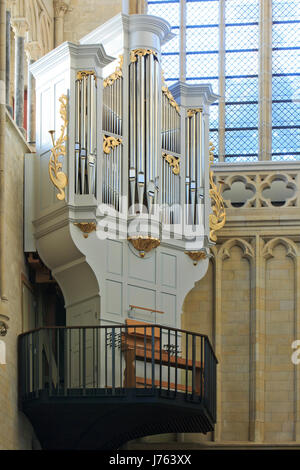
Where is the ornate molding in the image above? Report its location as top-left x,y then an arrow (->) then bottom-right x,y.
209,142 -> 226,243
128,236 -> 160,258
162,86 -> 180,114
0,315 -> 9,337
103,135 -> 122,155
162,153 -> 180,175
218,238 -> 255,262
11,17 -> 29,37
77,70 -> 97,85
48,95 -> 68,201
74,222 -> 97,239
54,0 -> 69,18
130,48 -> 158,63
25,41 -> 42,62
185,251 -> 207,266
103,55 -> 123,88
262,237 -> 298,260
187,108 -> 202,118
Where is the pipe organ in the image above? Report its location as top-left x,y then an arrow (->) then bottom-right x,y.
29,14 -> 222,329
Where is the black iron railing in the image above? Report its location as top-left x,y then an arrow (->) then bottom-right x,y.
18,324 -> 217,423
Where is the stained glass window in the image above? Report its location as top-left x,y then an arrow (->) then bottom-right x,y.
272,0 -> 300,161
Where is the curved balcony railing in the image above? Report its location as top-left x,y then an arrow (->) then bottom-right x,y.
18,324 -> 217,448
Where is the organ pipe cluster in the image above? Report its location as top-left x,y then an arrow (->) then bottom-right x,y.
129,49 -> 160,214
185,109 -> 204,225
75,71 -> 97,196
74,54 -> 207,230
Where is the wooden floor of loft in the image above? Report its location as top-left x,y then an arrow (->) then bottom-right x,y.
21,387 -> 215,450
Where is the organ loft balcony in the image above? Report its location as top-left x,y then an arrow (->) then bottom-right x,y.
22,13 -> 222,449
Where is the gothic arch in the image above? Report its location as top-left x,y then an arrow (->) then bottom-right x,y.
217,238 -> 255,262
262,237 -> 299,260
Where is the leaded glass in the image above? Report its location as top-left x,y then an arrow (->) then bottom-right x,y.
226,77 -> 258,102
273,22 -> 300,48
225,129 -> 258,156
226,25 -> 258,50
210,130 -> 219,158
186,0 -> 219,26
161,53 -> 180,82
272,127 -> 300,154
272,49 -> 300,74
226,51 -> 258,76
210,104 -> 219,129
186,26 -> 219,52
147,1 -> 180,27
225,155 -> 258,162
162,33 -> 180,54
187,53 -> 219,79
272,101 -> 300,127
272,75 -> 300,100
226,103 -> 258,128
272,154 -> 300,161
272,0 -> 300,21
225,0 -> 259,24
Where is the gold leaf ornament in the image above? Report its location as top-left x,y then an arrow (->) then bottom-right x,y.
48,94 -> 68,201
209,142 -> 226,242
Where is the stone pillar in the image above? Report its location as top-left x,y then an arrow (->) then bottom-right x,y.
218,0 -> 225,162
54,1 -> 68,48
5,9 -> 12,114
259,0 -> 272,160
11,17 -> 28,132
25,41 -> 41,145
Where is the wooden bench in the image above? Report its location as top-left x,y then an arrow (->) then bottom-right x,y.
121,319 -> 204,394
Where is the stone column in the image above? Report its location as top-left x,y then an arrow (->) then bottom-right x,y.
53,1 -> 68,48
25,41 -> 41,145
11,17 -> 28,132
259,0 -> 272,160
5,9 -> 12,114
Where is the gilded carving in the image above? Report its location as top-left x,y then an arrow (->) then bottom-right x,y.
74,222 -> 97,238
185,251 -> 207,266
128,236 -> 160,258
209,142 -> 226,243
103,55 -> 123,88
77,70 -> 97,85
187,108 -> 202,118
162,153 -> 180,175
48,95 -> 68,201
130,48 -> 158,63
103,135 -> 122,155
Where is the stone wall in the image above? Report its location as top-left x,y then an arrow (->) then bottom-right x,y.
0,111 -> 36,450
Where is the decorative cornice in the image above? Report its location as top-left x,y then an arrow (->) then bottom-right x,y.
30,42 -> 114,81
103,135 -> 122,155
128,236 -> 160,258
162,153 -> 180,175
185,251 -> 207,266
169,82 -> 219,107
74,222 -> 97,238
48,95 -> 68,201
